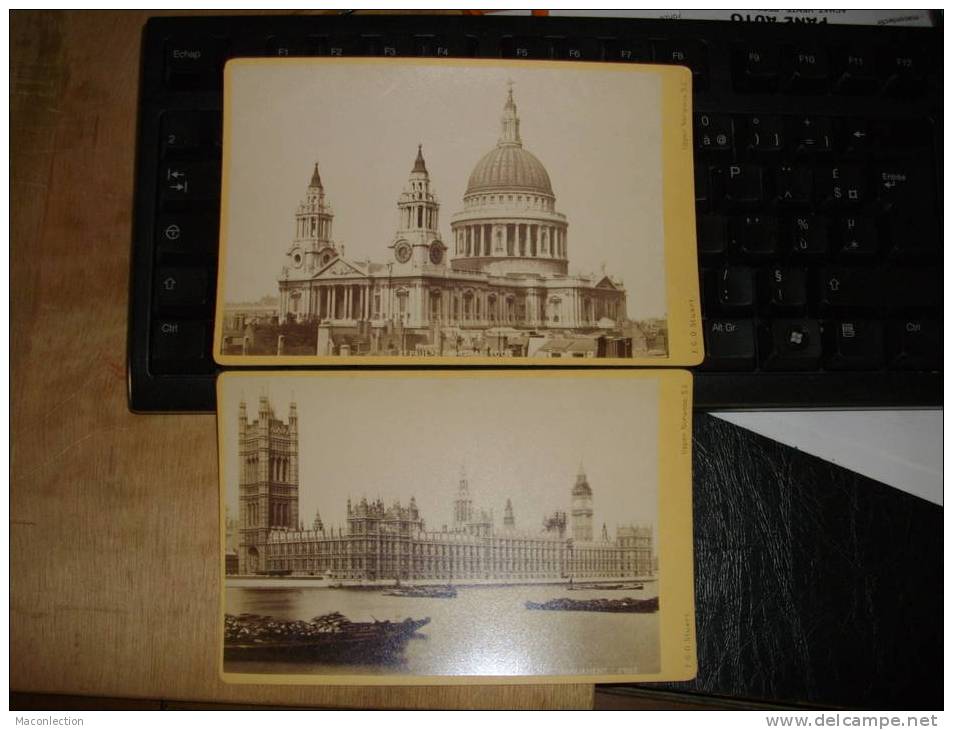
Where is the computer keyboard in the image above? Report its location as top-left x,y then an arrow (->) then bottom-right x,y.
128,13 -> 942,412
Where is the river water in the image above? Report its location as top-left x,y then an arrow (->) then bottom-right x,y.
225,583 -> 659,678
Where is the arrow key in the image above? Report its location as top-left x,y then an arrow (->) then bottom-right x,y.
815,267 -> 879,311
159,161 -> 220,207
837,119 -> 869,156
157,267 -> 209,308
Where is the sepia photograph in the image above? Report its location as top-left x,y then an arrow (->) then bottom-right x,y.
214,58 -> 700,366
218,371 -> 695,683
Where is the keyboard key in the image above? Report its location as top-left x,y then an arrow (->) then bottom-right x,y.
836,216 -> 878,258
151,320 -> 213,374
603,38 -> 649,63
733,45 -> 779,91
885,268 -> 941,310
824,320 -> 884,370
790,116 -> 833,153
164,39 -> 226,90
695,113 -> 733,152
760,319 -> 822,371
832,48 -> 878,94
313,36 -> 367,56
697,215 -> 726,257
784,47 -> 829,91
728,215 -> 777,260
702,319 -> 756,371
815,165 -> 865,208
266,36 -> 311,57
500,36 -> 550,59
879,48 -> 927,96
159,161 -> 220,206
743,115 -> 784,154
887,319 -> 941,370
412,35 -> 461,57
837,118 -> 871,156
715,164 -> 763,207
876,163 -> 934,212
694,164 -> 710,209
161,111 -> 219,155
653,39 -> 708,83
156,213 -> 218,253
885,214 -> 940,259
551,37 -> 602,61
815,267 -> 879,310
713,266 -> 756,313
761,266 -> 807,314
789,216 -> 829,257
157,267 -> 209,307
775,165 -> 813,206
367,36 -> 412,57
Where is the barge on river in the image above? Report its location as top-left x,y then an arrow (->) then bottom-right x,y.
525,596 -> 658,613
224,612 -> 430,662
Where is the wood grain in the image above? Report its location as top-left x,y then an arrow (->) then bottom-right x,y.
9,10 -> 593,710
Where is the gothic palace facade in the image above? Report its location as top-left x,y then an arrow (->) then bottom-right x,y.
241,85 -> 640,357
236,396 -> 654,582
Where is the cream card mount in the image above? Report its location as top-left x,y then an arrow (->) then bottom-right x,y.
213,58 -> 702,367
218,369 -> 696,684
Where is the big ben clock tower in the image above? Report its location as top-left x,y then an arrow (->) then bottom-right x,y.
389,145 -> 446,269
571,466 -> 594,543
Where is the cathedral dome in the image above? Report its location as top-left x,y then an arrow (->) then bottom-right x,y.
465,145 -> 553,197
464,84 -> 554,198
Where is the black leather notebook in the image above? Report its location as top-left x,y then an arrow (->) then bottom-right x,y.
620,413 -> 942,709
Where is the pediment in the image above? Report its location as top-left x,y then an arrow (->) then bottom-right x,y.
594,275 -> 620,290
312,257 -> 368,280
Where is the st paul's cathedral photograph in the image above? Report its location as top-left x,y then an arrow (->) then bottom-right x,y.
219,68 -> 669,360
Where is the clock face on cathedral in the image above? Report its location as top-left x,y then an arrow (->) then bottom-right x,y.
395,241 -> 412,263
429,244 -> 444,265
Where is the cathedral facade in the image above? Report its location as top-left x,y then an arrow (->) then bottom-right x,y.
236,397 -> 655,582
267,85 -> 634,358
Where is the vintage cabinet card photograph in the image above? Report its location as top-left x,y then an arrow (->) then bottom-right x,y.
218,370 -> 697,684
213,58 -> 701,366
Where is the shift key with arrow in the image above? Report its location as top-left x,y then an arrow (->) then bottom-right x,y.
159,161 -> 220,206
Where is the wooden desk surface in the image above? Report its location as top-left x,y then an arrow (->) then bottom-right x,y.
9,10 -> 593,710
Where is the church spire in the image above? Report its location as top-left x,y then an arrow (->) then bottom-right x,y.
498,81 -> 522,147
292,160 -> 335,275
309,162 -> 323,189
412,143 -> 428,174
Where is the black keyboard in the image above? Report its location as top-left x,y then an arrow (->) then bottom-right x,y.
128,14 -> 942,412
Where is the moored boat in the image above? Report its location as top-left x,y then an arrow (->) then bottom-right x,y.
224,612 -> 431,662
383,585 -> 457,598
525,596 -> 658,613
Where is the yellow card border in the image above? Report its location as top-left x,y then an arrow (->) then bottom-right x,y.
212,58 -> 702,368
216,369 -> 697,685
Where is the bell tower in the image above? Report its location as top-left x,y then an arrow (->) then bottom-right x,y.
238,395 -> 300,574
290,162 -> 336,274
453,467 -> 473,530
390,145 -> 446,268
570,465 -> 594,543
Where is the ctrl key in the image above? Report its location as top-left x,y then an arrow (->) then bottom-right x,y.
887,319 -> 941,371
702,319 -> 756,371
151,320 -> 213,374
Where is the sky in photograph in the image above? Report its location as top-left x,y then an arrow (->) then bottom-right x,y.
221,373 -> 659,538
222,60 -> 666,319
